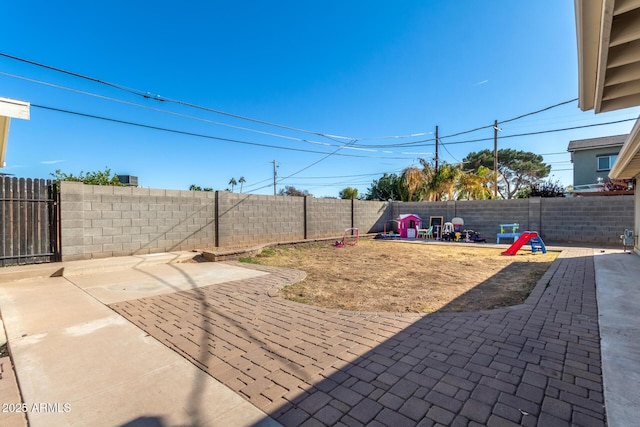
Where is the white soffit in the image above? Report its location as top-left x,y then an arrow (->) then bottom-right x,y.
576,0 -> 640,113
610,114 -> 640,178
0,96 -> 30,119
0,97 -> 31,168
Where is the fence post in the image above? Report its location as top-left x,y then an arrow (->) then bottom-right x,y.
214,190 -> 219,248
303,196 -> 308,240
351,198 -> 355,229
529,197 -> 542,236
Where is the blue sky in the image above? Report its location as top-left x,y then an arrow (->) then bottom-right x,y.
2,0 -> 639,197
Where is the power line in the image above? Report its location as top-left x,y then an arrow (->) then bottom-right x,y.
29,104 -> 413,160
351,99 -> 579,149
411,117 -> 639,147
27,102 -> 370,194
0,71 -> 350,149
499,98 -> 578,125
0,52 -> 442,143
0,53 -> 584,145
0,52 -> 361,141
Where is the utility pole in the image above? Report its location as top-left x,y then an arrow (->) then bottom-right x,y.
493,120 -> 498,199
435,125 -> 439,173
434,126 -> 441,202
271,160 -> 278,196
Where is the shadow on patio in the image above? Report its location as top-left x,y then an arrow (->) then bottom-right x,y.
110,248 -> 605,426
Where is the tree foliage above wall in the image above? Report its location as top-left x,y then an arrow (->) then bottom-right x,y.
51,167 -> 122,186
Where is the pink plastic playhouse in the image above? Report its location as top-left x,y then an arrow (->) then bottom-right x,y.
397,214 -> 421,238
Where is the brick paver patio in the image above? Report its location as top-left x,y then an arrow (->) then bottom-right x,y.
111,248 -> 605,426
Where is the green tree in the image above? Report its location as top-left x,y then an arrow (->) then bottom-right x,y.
51,167 -> 122,186
364,173 -> 401,200
399,166 -> 426,201
278,186 -> 312,197
339,187 -> 359,199
228,177 -> 237,192
239,176 -> 246,193
517,180 -> 566,198
189,184 -> 213,192
463,149 -> 550,199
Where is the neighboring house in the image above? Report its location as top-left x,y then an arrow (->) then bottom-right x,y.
567,134 -> 626,189
575,0 -> 640,254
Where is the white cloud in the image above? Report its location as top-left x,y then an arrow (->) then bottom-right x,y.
41,160 -> 65,164
473,80 -> 489,86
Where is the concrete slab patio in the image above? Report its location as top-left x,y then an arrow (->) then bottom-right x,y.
0,254 -> 280,427
594,251 -> 640,427
0,246 -> 638,426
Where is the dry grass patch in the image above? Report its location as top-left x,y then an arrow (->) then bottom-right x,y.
241,239 -> 558,313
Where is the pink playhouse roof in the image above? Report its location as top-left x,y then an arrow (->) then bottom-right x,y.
397,214 -> 421,221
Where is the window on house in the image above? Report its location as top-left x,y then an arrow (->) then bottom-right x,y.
597,155 -> 617,171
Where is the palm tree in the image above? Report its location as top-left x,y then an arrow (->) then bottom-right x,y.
418,159 -> 457,201
419,159 -> 438,201
228,177 -> 237,192
437,162 -> 462,201
400,166 -> 426,201
239,176 -> 246,193
455,166 -> 494,200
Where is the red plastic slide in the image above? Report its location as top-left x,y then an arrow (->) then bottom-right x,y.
501,232 -> 538,256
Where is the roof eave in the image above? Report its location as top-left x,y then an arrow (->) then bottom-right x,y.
575,0 -> 603,111
610,116 -> 640,178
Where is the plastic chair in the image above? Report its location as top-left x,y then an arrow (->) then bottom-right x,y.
418,226 -> 433,239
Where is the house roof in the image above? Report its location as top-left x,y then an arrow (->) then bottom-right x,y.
574,0 -> 640,178
567,134 -> 628,152
575,0 -> 640,113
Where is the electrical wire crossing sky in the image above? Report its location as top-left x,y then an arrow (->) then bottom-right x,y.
2,0 -> 639,197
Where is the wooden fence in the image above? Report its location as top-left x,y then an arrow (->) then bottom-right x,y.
0,177 -> 59,266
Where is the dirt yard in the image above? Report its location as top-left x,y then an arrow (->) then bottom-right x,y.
240,239 -> 558,313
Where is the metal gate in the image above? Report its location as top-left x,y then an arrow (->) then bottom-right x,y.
0,177 -> 60,267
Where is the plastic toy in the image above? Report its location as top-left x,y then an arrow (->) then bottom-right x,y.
462,229 -> 486,243
397,214 -> 421,238
334,228 -> 359,247
441,222 -> 456,241
496,223 -> 521,244
501,231 -> 547,255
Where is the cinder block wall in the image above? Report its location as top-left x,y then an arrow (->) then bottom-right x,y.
217,193 -> 304,247
392,196 -> 633,245
59,182 -> 634,260
540,196 -> 634,245
60,181 -> 216,260
354,200 -> 390,235
306,198 -> 352,239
